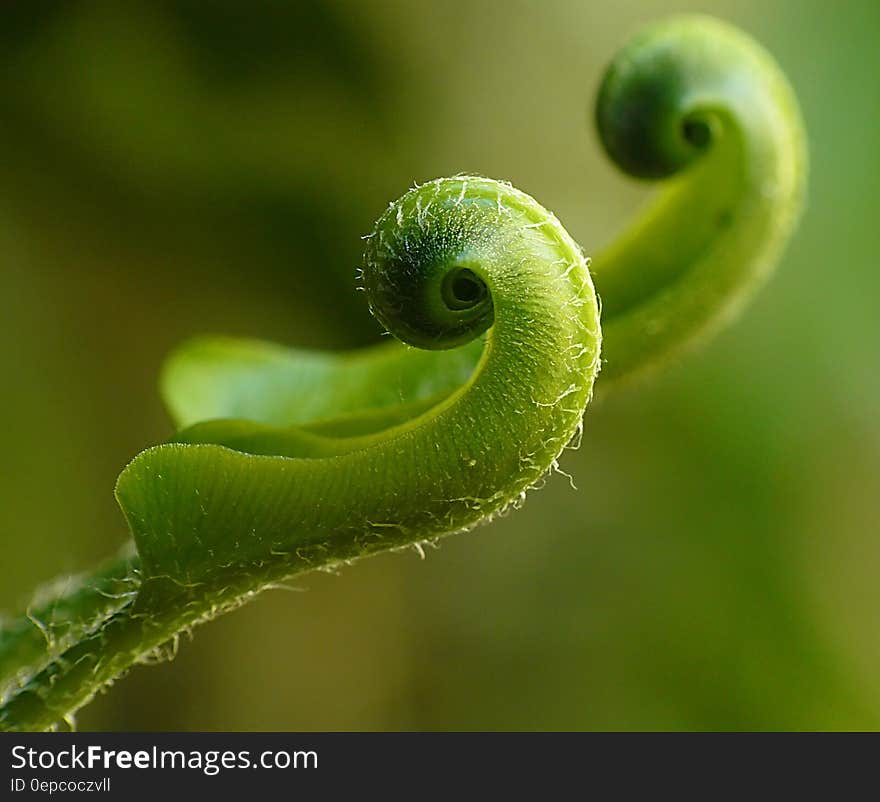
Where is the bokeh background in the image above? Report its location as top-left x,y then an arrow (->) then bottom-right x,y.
1,0 -> 877,730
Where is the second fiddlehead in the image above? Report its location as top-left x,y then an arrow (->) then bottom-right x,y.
0,15 -> 806,731
592,15 -> 806,380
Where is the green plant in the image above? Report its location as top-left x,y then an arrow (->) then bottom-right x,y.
0,15 -> 805,731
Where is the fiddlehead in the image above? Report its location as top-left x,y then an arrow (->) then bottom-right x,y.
0,177 -> 601,730
0,15 -> 806,731
128,176 -> 600,566
592,15 -> 806,379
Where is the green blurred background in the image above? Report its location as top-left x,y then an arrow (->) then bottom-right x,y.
0,0 -> 877,730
